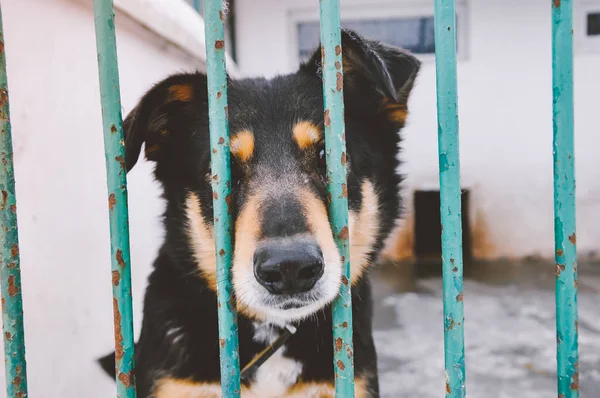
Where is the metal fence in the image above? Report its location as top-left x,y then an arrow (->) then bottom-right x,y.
0,0 -> 579,397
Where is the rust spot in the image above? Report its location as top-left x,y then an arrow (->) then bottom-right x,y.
116,249 -> 126,269
557,249 -> 564,257
212,148 -> 217,154
12,376 -> 21,389
113,298 -> 124,361
320,46 -> 325,61
341,275 -> 349,286
9,204 -> 16,213
446,383 -> 451,394
225,195 -> 232,214
212,174 -> 218,181
108,194 -> 117,211
118,371 -> 134,388
8,276 -> 18,296
335,337 -> 343,352
336,360 -> 345,370
110,124 -> 117,133
450,258 -> 455,265
0,42 -> 4,55
452,267 -> 458,272
112,270 -> 120,286
335,61 -> 341,70
575,320 -> 579,332
219,249 -> 225,256
115,156 -> 126,171
10,244 -> 18,257
219,10 -> 225,20
336,72 -> 343,91
559,395 -> 565,398
217,91 -> 222,99
324,110 -> 331,127
569,234 -> 576,244
338,226 -> 349,240
555,263 -> 566,276
218,137 -> 225,145
213,192 -> 219,200
225,105 -> 229,118
5,332 -> 11,341
347,347 -> 352,359
553,0 -> 561,7
335,45 -> 341,56
570,372 -> 579,390
341,321 -> 348,328
1,190 -> 7,209
215,40 -> 225,49
220,339 -> 226,348
341,152 -> 347,166
1,297 -> 4,312
456,293 -> 463,302
341,183 -> 347,198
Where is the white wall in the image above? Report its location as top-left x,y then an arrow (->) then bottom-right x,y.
2,0 -> 202,395
234,0 -> 600,260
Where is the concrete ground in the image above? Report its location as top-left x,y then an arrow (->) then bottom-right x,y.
370,260 -> 600,398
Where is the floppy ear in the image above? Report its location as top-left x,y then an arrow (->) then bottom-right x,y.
300,29 -> 421,127
122,72 -> 209,172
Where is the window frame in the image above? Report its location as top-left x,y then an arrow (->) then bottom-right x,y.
286,0 -> 469,70
575,1 -> 600,53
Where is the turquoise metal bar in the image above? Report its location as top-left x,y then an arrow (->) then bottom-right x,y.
0,5 -> 29,397
433,1 -> 466,397
203,1 -> 241,396
552,1 -> 579,397
318,1 -> 355,396
92,1 -> 137,396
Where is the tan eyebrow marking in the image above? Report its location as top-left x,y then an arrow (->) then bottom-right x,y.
230,130 -> 255,162
167,84 -> 194,102
293,121 -> 321,149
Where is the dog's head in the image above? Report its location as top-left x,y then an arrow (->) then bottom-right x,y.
124,30 -> 419,323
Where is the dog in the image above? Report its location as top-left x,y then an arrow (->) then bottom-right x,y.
98,29 -> 420,397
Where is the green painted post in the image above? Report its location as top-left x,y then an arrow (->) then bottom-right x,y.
92,1 -> 137,396
318,1 -> 355,396
552,1 -> 579,397
203,1 -> 241,396
433,1 -> 466,397
0,5 -> 28,398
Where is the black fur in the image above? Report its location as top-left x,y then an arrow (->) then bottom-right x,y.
99,30 -> 419,397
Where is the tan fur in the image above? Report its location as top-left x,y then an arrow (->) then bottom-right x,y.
381,98 -> 408,124
231,130 -> 255,162
231,193 -> 265,320
185,193 -> 217,291
292,121 -> 321,149
168,84 -> 194,102
348,181 -> 380,284
154,378 -> 369,398
298,189 -> 339,271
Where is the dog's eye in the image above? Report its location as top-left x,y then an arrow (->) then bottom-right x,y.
317,148 -> 326,169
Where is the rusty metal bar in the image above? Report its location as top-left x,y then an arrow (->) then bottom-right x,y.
92,0 -> 137,396
552,1 -> 579,397
318,0 -> 355,396
433,0 -> 466,397
203,0 -> 242,396
0,4 -> 29,397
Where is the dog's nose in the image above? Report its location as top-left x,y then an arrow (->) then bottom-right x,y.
253,239 -> 324,295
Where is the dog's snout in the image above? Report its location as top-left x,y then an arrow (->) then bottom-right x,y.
253,239 -> 324,295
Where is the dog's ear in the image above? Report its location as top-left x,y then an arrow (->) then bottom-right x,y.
123,72 -> 209,172
300,29 -> 420,127
97,351 -> 116,379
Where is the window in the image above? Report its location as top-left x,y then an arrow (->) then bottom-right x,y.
297,17 -> 438,62
587,12 -> 600,36
290,3 -> 467,66
576,2 -> 600,52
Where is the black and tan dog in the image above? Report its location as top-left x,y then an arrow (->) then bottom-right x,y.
99,30 -> 419,397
